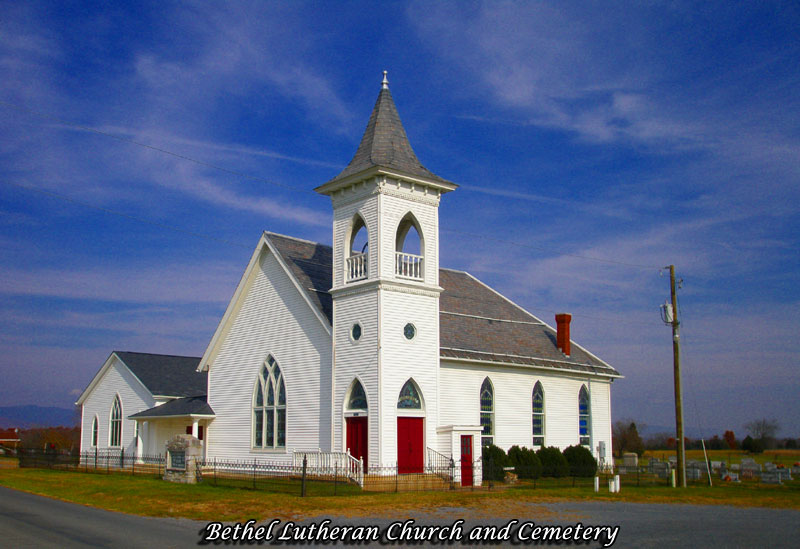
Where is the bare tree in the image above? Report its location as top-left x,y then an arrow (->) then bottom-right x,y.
744,418 -> 779,441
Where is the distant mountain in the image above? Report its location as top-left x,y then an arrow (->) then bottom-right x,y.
0,405 -> 78,428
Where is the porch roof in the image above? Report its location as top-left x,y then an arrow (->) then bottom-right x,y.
129,395 -> 215,420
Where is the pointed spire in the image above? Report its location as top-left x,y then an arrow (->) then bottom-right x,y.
324,72 -> 450,186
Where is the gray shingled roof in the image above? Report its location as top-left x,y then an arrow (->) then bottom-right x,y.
266,234 -> 620,377
324,84 -> 450,185
129,395 -> 214,419
115,351 -> 206,398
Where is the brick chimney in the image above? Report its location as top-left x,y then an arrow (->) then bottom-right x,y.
555,313 -> 572,357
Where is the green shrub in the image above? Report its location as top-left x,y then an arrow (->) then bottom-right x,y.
507,445 -> 542,479
536,446 -> 569,478
562,445 -> 597,477
481,444 -> 508,481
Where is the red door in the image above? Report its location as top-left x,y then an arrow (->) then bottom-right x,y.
460,435 -> 473,487
397,417 -> 424,473
346,416 -> 368,468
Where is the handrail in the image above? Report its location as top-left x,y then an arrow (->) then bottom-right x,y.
395,251 -> 423,280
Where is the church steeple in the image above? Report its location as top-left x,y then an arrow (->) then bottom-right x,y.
318,71 -> 454,190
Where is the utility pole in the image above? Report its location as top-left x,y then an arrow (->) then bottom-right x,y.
668,264 -> 686,488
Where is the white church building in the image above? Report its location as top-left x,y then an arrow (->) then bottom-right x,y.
77,74 -> 621,479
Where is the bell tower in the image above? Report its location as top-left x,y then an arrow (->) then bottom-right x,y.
315,72 -> 457,468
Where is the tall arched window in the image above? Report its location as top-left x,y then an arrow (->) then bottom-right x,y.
480,378 -> 494,447
395,213 -> 424,280
532,382 -> 545,448
253,355 -> 286,449
579,385 -> 590,447
346,214 -> 369,282
109,395 -> 122,447
347,379 -> 368,411
91,416 -> 98,447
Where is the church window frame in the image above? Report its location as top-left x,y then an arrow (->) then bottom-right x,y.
109,395 -> 122,448
345,213 -> 369,282
480,378 -> 494,447
403,322 -> 416,341
351,322 -> 362,342
394,212 -> 424,280
346,379 -> 369,412
252,355 -> 287,450
397,378 -> 424,411
532,381 -> 545,448
91,415 -> 98,447
579,385 -> 591,447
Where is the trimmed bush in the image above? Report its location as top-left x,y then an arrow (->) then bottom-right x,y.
562,445 -> 597,477
536,446 -> 570,478
481,444 -> 508,481
508,445 -> 542,479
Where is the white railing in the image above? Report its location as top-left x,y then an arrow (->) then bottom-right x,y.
292,450 -> 363,486
346,253 -> 368,282
395,251 -> 423,280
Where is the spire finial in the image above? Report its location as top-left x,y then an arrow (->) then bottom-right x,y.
382,70 -> 389,90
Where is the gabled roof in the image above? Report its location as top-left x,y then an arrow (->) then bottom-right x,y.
113,352 -> 206,398
129,396 -> 214,420
267,233 -> 621,378
318,74 -> 454,190
76,351 -> 206,406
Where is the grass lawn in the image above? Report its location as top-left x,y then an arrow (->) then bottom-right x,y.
1,467 -> 798,521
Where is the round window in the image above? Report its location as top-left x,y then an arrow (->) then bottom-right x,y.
403,323 -> 416,340
351,323 -> 362,341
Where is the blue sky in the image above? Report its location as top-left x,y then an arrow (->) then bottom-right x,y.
1,1 -> 798,437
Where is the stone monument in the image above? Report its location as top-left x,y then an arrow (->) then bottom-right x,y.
164,434 -> 203,484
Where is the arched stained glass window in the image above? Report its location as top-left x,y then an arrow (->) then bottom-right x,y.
91,416 -> 98,447
579,385 -> 590,447
532,382 -> 544,448
397,379 -> 422,409
480,378 -> 494,447
347,380 -> 368,410
109,395 -> 122,447
253,355 -> 286,449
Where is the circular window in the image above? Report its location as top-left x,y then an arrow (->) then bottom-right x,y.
403,323 -> 416,340
351,323 -> 362,341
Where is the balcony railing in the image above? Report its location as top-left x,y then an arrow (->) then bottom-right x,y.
346,252 -> 368,282
395,251 -> 423,280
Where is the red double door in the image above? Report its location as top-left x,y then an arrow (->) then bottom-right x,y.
397,417 -> 424,474
461,435 -> 473,487
345,416 -> 368,468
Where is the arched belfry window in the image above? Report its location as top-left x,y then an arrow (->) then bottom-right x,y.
480,378 -> 494,446
109,395 -> 122,447
347,379 -> 368,411
91,416 -> 98,447
397,379 -> 423,410
532,382 -> 545,448
395,213 -> 424,280
346,214 -> 369,282
253,355 -> 286,449
579,385 -> 591,447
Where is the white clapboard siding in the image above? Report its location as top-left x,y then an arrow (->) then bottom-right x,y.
379,290 -> 440,466
80,356 -> 154,455
439,361 -> 613,458
332,291 -> 379,461
205,248 -> 332,462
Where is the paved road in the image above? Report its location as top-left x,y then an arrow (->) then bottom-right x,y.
2,485 -> 799,547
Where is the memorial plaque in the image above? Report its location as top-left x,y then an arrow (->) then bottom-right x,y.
170,450 -> 186,470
